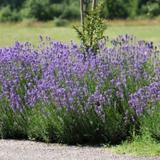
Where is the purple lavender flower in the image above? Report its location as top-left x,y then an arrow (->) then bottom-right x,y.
0,35 -> 159,118
129,82 -> 160,115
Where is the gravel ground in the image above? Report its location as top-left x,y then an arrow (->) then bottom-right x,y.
0,140 -> 159,160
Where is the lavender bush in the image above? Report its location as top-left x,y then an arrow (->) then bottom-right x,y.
0,35 -> 159,144
129,82 -> 160,141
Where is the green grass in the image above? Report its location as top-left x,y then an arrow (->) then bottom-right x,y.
0,23 -> 160,47
111,135 -> 160,157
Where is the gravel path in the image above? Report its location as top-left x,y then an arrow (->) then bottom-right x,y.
0,140 -> 159,160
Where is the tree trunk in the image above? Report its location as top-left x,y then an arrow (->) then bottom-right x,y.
80,0 -> 84,26
92,0 -> 97,10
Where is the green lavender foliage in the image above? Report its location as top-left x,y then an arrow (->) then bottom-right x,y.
0,99 -> 28,139
140,103 -> 160,142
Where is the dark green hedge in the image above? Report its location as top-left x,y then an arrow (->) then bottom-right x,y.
0,0 -> 159,22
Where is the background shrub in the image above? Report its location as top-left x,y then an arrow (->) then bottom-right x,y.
0,0 -> 25,9
50,4 -> 65,18
23,0 -> 54,21
54,18 -> 68,27
105,0 -> 129,19
147,2 -> 160,17
0,0 -> 160,22
105,0 -> 138,19
0,6 -> 21,22
61,2 -> 80,20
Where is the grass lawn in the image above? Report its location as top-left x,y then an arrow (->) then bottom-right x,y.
110,136 -> 160,157
0,22 -> 160,47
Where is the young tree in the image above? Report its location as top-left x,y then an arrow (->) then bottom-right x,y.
75,0 -> 106,55
80,0 -> 97,25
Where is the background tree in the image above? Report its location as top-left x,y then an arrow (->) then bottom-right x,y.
0,0 -> 160,22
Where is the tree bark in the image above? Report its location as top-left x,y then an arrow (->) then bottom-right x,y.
92,0 -> 97,10
80,0 -> 84,26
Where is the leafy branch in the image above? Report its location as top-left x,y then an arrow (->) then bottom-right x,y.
74,0 -> 106,55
